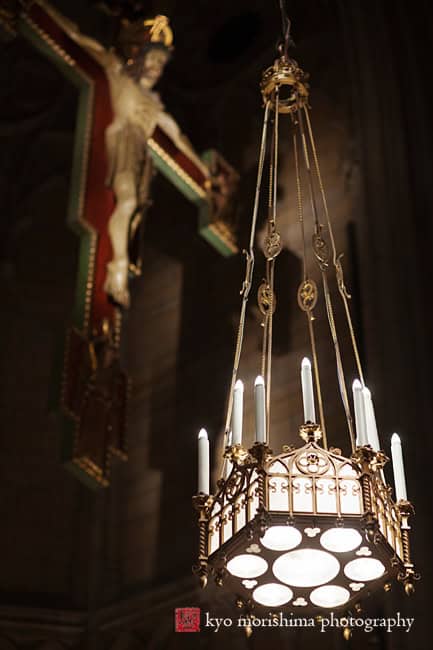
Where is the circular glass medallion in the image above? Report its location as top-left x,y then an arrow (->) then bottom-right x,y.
227,554 -> 268,579
310,585 -> 350,608
253,583 -> 293,607
344,558 -> 385,582
273,548 -> 340,587
261,526 -> 302,551
320,528 -> 362,553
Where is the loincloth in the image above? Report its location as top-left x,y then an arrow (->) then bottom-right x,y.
105,120 -> 149,192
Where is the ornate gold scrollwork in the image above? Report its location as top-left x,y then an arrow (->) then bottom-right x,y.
223,467 -> 248,503
297,278 -> 318,312
257,281 -> 276,316
265,230 -> 282,260
296,449 -> 329,475
312,232 -> 329,266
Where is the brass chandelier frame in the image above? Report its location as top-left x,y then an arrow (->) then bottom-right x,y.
194,432 -> 417,613
193,14 -> 418,623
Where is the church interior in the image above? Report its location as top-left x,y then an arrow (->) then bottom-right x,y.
0,0 -> 432,648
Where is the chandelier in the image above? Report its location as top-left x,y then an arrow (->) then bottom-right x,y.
193,5 -> 419,627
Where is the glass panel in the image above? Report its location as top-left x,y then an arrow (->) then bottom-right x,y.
268,476 -> 289,511
273,549 -> 340,586
310,585 -> 350,608
316,477 -> 337,513
292,476 -> 313,512
227,554 -> 268,578
339,478 -> 362,514
339,463 -> 358,478
268,459 -> 288,474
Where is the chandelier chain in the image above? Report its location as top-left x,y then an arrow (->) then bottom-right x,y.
278,0 -> 294,57
261,88 -> 280,442
260,122 -> 274,386
297,110 -> 321,231
260,114 -> 275,386
303,106 -> 365,387
294,128 -> 327,446
293,131 -> 308,282
265,259 -> 275,440
221,101 -> 271,465
297,106 -> 355,451
322,273 -> 356,452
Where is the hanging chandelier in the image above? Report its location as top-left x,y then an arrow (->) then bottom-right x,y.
192,4 -> 419,625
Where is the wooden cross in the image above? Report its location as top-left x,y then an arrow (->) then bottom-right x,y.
13,2 -> 238,488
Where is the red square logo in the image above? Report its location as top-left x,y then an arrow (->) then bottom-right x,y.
175,607 -> 201,632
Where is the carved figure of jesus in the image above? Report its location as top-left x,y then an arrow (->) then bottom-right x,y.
39,2 -> 210,307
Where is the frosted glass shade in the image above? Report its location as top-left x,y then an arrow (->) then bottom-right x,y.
310,585 -> 350,608
253,582 -> 293,607
344,558 -> 385,582
320,528 -> 362,553
273,548 -> 340,587
227,554 -> 268,579
261,526 -> 302,551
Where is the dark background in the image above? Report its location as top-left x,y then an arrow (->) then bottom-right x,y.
0,0 -> 432,648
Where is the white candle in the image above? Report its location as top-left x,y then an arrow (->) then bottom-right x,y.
362,387 -> 381,451
232,379 -> 244,445
198,428 -> 210,494
353,379 -> 368,446
254,375 -> 266,443
391,433 -> 407,501
301,357 -> 316,423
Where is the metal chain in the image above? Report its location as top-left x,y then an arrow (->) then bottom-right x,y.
294,128 -> 327,447
267,90 -> 280,441
293,131 -> 308,282
303,106 -> 365,387
322,273 -> 356,451
265,260 -> 275,441
261,122 -> 275,380
297,106 -> 355,451
262,89 -> 280,443
278,0 -> 294,56
222,102 -> 271,452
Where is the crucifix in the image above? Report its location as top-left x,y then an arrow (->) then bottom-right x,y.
12,1 -> 238,488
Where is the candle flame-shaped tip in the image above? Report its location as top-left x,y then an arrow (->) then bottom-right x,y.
235,379 -> 244,391
391,432 -> 401,444
362,386 -> 371,398
301,357 -> 311,368
352,378 -> 362,391
254,375 -> 265,386
198,428 -> 208,440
